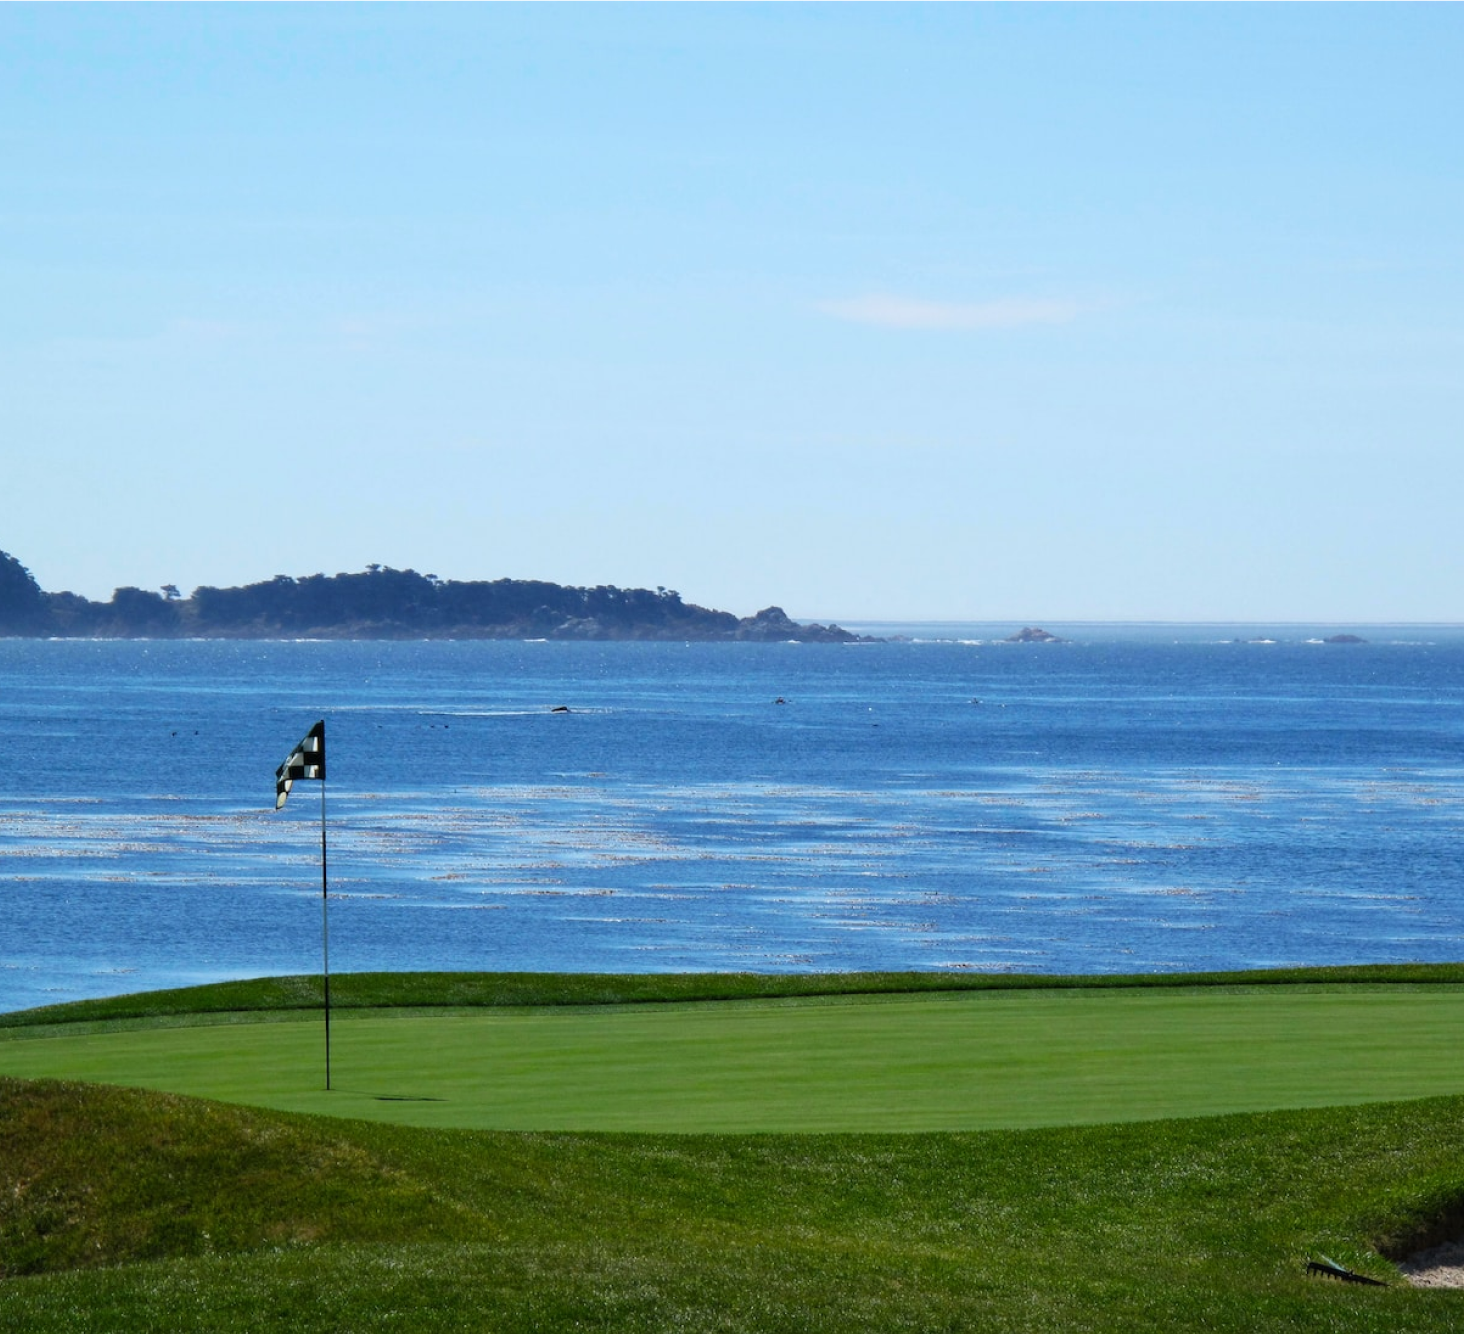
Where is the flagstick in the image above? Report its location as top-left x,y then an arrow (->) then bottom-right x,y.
320,777 -> 331,1092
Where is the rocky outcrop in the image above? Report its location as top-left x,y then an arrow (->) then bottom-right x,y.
1004,626 -> 1067,644
734,607 -> 863,643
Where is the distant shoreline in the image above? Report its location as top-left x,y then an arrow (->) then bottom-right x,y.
0,548 -> 868,643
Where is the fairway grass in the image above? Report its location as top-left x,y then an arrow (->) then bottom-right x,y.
3,982 -> 1464,1131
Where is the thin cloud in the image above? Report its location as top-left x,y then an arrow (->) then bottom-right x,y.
820,294 -> 1082,331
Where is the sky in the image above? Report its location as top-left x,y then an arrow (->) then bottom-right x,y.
1,5 -> 1461,622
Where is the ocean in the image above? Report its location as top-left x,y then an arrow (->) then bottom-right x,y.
1,628 -> 1461,1013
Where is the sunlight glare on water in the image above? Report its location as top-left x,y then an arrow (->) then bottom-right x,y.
1,630 -> 1462,1011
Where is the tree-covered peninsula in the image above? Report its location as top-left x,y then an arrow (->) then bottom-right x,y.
0,549 -> 863,642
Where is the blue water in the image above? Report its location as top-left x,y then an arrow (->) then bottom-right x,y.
1,630 -> 1462,1012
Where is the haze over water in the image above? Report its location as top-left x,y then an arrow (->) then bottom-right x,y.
2,629 -> 1462,1014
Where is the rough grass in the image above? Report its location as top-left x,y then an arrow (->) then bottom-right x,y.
0,1080 -> 474,1277
4,1076 -> 1464,1332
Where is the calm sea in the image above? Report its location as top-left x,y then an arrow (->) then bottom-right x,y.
2,628 -> 1462,1013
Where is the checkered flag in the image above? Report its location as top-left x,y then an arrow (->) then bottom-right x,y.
275,720 -> 326,810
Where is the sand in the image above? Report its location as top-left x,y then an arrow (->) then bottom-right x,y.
1399,1239 -> 1464,1289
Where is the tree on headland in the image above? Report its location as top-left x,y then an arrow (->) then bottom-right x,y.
0,550 -> 48,633
106,587 -> 181,634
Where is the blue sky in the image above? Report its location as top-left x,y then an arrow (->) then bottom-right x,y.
2,5 -> 1460,621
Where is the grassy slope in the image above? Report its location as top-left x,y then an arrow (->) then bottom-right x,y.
7,963 -> 1464,1030
4,1076 -> 1464,1332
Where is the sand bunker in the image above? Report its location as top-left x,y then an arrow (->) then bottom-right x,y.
1399,1239 -> 1464,1289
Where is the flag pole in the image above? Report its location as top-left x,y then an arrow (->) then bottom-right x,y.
273,719 -> 331,1094
320,773 -> 331,1092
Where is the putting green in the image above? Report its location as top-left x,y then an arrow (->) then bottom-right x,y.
2,986 -> 1461,1131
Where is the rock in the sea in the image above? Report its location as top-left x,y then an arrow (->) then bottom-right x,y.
734,606 -> 864,643
1323,633 -> 1367,644
1004,627 -> 1066,643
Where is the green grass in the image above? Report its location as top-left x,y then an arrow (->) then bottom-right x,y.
4,977 -> 1464,1131
4,969 -> 1464,1331
5,1076 -> 1464,1331
6,962 -> 1464,1030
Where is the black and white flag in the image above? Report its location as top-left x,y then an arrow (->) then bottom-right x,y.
275,720 -> 326,810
